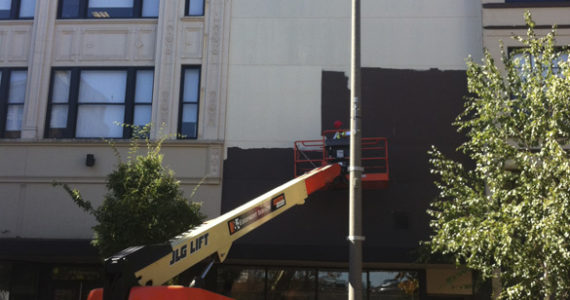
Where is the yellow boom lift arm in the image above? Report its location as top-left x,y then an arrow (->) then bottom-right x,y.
90,163 -> 341,300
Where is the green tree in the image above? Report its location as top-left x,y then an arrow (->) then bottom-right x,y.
427,13 -> 570,300
57,127 -> 206,258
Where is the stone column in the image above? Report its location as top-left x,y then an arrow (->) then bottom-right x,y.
151,0 -> 185,138
21,0 -> 58,139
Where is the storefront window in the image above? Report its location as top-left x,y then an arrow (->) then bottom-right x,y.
217,266 -> 265,300
10,265 -> 38,300
51,266 -> 103,300
0,263 -> 10,300
368,271 -> 419,300
267,268 -> 315,300
318,270 -> 366,300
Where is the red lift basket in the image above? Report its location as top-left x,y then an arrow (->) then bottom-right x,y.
294,129 -> 389,189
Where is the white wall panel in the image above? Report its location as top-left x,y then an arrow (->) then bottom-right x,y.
226,65 -> 322,149
226,0 -> 483,148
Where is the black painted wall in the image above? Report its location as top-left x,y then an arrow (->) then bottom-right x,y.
221,68 -> 468,264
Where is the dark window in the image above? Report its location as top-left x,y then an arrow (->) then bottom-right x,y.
178,66 -> 201,139
58,0 -> 159,19
215,266 -> 420,300
0,68 -> 27,138
0,0 -> 35,19
267,268 -> 316,300
216,266 -> 266,300
45,67 -> 154,139
368,271 -> 419,299
186,0 -> 204,16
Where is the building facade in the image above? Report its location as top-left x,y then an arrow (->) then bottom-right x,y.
1,0 -> 567,299
0,0 -> 230,299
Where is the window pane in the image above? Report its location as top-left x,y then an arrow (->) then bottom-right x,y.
79,71 -> 127,103
217,266 -> 265,300
88,0 -> 134,18
183,68 -> 200,103
142,0 -> 159,17
8,71 -> 27,104
10,265 -> 38,300
0,0 -> 10,19
5,105 -> 24,134
49,105 -> 68,129
135,70 -> 153,103
317,271 -> 366,300
52,71 -> 71,103
267,268 -> 315,300
134,105 -> 151,127
76,105 -> 124,137
181,103 -> 197,137
0,0 -> 10,9
369,271 -> 419,299
188,0 -> 204,16
0,263 -> 10,300
60,0 -> 80,18
19,0 -> 35,18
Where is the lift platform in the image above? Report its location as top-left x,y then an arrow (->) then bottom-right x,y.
294,129 -> 389,189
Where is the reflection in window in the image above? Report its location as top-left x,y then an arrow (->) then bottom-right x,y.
318,270 -> 366,300
88,0 -> 134,18
369,271 -> 419,300
46,68 -> 154,138
179,66 -> 200,139
217,266 -> 265,300
267,268 -> 315,300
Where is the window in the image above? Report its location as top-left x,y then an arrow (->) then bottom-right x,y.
0,0 -> 36,19
58,0 -> 159,19
45,68 -> 154,138
0,68 -> 27,138
186,0 -> 204,16
509,47 -> 569,76
215,265 -> 419,300
178,66 -> 201,139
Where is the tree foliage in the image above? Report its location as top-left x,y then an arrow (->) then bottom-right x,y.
427,12 -> 570,299
57,127 -> 206,258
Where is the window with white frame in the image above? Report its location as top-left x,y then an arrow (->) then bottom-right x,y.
0,0 -> 36,19
186,0 -> 204,16
45,68 -> 154,138
510,47 -> 569,76
58,0 -> 159,19
0,69 -> 27,138
178,66 -> 200,139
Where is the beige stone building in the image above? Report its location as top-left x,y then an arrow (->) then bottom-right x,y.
0,0 -> 568,299
0,0 -> 230,298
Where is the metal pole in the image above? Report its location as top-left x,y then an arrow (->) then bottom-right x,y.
348,0 -> 363,299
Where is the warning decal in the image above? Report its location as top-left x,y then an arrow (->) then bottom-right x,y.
228,194 -> 286,235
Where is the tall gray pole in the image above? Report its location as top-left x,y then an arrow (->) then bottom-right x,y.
348,0 -> 363,299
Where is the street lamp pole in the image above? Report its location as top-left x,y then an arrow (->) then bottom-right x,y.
348,0 -> 363,299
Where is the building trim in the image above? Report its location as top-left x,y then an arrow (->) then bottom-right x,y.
483,2 -> 570,8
